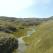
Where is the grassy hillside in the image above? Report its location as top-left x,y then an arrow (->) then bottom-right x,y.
0,16 -> 49,38
25,20 -> 53,53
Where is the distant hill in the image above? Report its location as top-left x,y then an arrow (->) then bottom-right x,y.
0,16 -> 53,37
0,16 -> 53,26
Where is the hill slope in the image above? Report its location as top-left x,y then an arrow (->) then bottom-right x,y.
25,21 -> 53,53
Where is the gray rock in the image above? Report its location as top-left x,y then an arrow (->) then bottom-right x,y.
0,32 -> 18,53
0,26 -> 17,33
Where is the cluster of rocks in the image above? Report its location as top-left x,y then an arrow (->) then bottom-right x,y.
0,32 -> 18,53
0,26 -> 17,33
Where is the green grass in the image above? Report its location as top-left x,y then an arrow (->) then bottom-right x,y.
25,21 -> 53,53
23,36 -> 32,45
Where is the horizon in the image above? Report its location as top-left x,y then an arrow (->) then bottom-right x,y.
0,15 -> 53,18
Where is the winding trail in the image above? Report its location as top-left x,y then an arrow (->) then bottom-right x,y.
17,26 -> 36,53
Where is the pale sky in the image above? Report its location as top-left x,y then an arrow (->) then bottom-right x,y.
0,0 -> 53,18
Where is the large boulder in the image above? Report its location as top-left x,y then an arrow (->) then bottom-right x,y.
0,32 -> 18,53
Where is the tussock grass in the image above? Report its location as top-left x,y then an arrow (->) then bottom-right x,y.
25,21 -> 53,53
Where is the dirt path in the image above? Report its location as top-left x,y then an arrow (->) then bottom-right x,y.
17,27 -> 36,53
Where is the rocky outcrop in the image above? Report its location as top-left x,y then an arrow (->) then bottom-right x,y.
0,32 -> 18,53
0,26 -> 17,33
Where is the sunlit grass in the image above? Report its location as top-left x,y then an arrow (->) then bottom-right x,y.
25,21 -> 53,53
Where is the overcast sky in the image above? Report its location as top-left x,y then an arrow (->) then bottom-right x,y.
0,0 -> 53,18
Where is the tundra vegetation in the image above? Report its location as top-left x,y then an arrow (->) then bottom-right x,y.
0,16 -> 53,53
